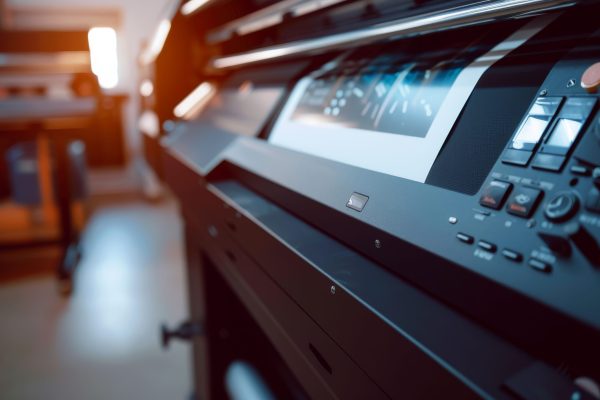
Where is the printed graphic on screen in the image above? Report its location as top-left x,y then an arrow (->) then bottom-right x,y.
269,16 -> 553,183
290,45 -> 491,138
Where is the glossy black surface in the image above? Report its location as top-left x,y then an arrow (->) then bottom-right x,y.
163,3 -> 600,399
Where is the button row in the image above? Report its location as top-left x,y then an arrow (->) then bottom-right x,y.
456,233 -> 521,261
480,180 -> 543,218
502,97 -> 597,172
456,232 -> 552,273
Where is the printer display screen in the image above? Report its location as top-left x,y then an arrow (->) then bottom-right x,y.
268,17 -> 551,183
291,52 -> 477,139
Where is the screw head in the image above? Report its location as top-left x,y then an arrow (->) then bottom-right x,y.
567,79 -> 576,88
374,239 -> 382,249
330,285 -> 336,295
539,89 -> 548,96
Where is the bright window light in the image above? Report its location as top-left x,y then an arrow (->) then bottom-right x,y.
88,27 -> 119,89
181,0 -> 212,16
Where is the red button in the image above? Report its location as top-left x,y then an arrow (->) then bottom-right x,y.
581,62 -> 600,93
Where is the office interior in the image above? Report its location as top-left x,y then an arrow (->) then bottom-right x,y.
1,0 -> 600,399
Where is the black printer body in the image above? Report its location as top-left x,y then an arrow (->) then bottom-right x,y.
152,1 -> 600,398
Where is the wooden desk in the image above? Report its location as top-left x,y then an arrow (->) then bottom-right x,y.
0,97 -> 96,294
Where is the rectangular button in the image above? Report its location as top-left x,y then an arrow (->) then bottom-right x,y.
502,249 -> 523,262
457,233 -> 474,244
346,192 -> 369,212
502,149 -> 533,166
506,186 -> 543,218
509,116 -> 551,151
478,240 -> 497,253
529,258 -> 552,273
531,153 -> 566,172
529,96 -> 563,116
540,118 -> 584,155
479,180 -> 512,210
571,165 -> 591,176
558,97 -> 596,120
586,187 -> 600,213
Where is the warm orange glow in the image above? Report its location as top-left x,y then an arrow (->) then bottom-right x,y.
173,82 -> 215,120
88,27 -> 119,89
180,0 -> 212,15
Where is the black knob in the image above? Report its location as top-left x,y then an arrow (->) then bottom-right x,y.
564,222 -> 600,266
160,320 -> 203,349
544,192 -> 580,222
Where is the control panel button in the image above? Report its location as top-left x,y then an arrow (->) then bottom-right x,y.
502,249 -> 523,262
479,180 -> 512,210
570,165 -> 591,176
539,98 -> 597,156
544,191 -> 580,222
346,192 -> 369,212
510,116 -> 551,151
581,62 -> 600,93
502,149 -> 533,166
528,258 -> 552,273
538,231 -> 572,257
531,153 -> 566,172
457,233 -> 474,244
586,187 -> 600,213
478,240 -> 497,253
559,97 -> 597,121
564,222 -> 600,266
507,97 -> 562,154
506,187 -> 543,218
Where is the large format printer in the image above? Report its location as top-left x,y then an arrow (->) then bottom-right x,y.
153,0 -> 600,398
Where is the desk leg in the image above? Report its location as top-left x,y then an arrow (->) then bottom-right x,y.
53,135 -> 82,296
37,134 -> 54,225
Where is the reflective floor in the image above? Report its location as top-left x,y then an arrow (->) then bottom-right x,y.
0,197 -> 191,399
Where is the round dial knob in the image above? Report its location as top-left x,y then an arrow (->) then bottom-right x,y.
544,191 -> 580,222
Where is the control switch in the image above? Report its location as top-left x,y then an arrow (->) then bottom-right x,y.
480,180 -> 512,210
544,191 -> 579,222
586,187 -> 600,213
564,222 -> 600,266
538,231 -> 572,257
507,187 -> 543,218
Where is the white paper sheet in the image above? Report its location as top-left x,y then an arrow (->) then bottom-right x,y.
268,16 -> 554,183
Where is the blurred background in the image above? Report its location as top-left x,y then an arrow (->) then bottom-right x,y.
0,0 -> 191,398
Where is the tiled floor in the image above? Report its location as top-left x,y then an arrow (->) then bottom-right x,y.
0,196 -> 191,399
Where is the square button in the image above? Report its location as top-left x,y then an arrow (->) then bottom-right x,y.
480,180 -> 512,210
531,153 -> 566,172
506,186 -> 543,218
502,149 -> 533,166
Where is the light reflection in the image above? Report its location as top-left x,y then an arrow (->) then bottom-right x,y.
140,19 -> 171,65
56,216 -> 153,361
88,27 -> 119,89
173,82 -> 215,120
180,0 -> 212,16
139,79 -> 154,97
